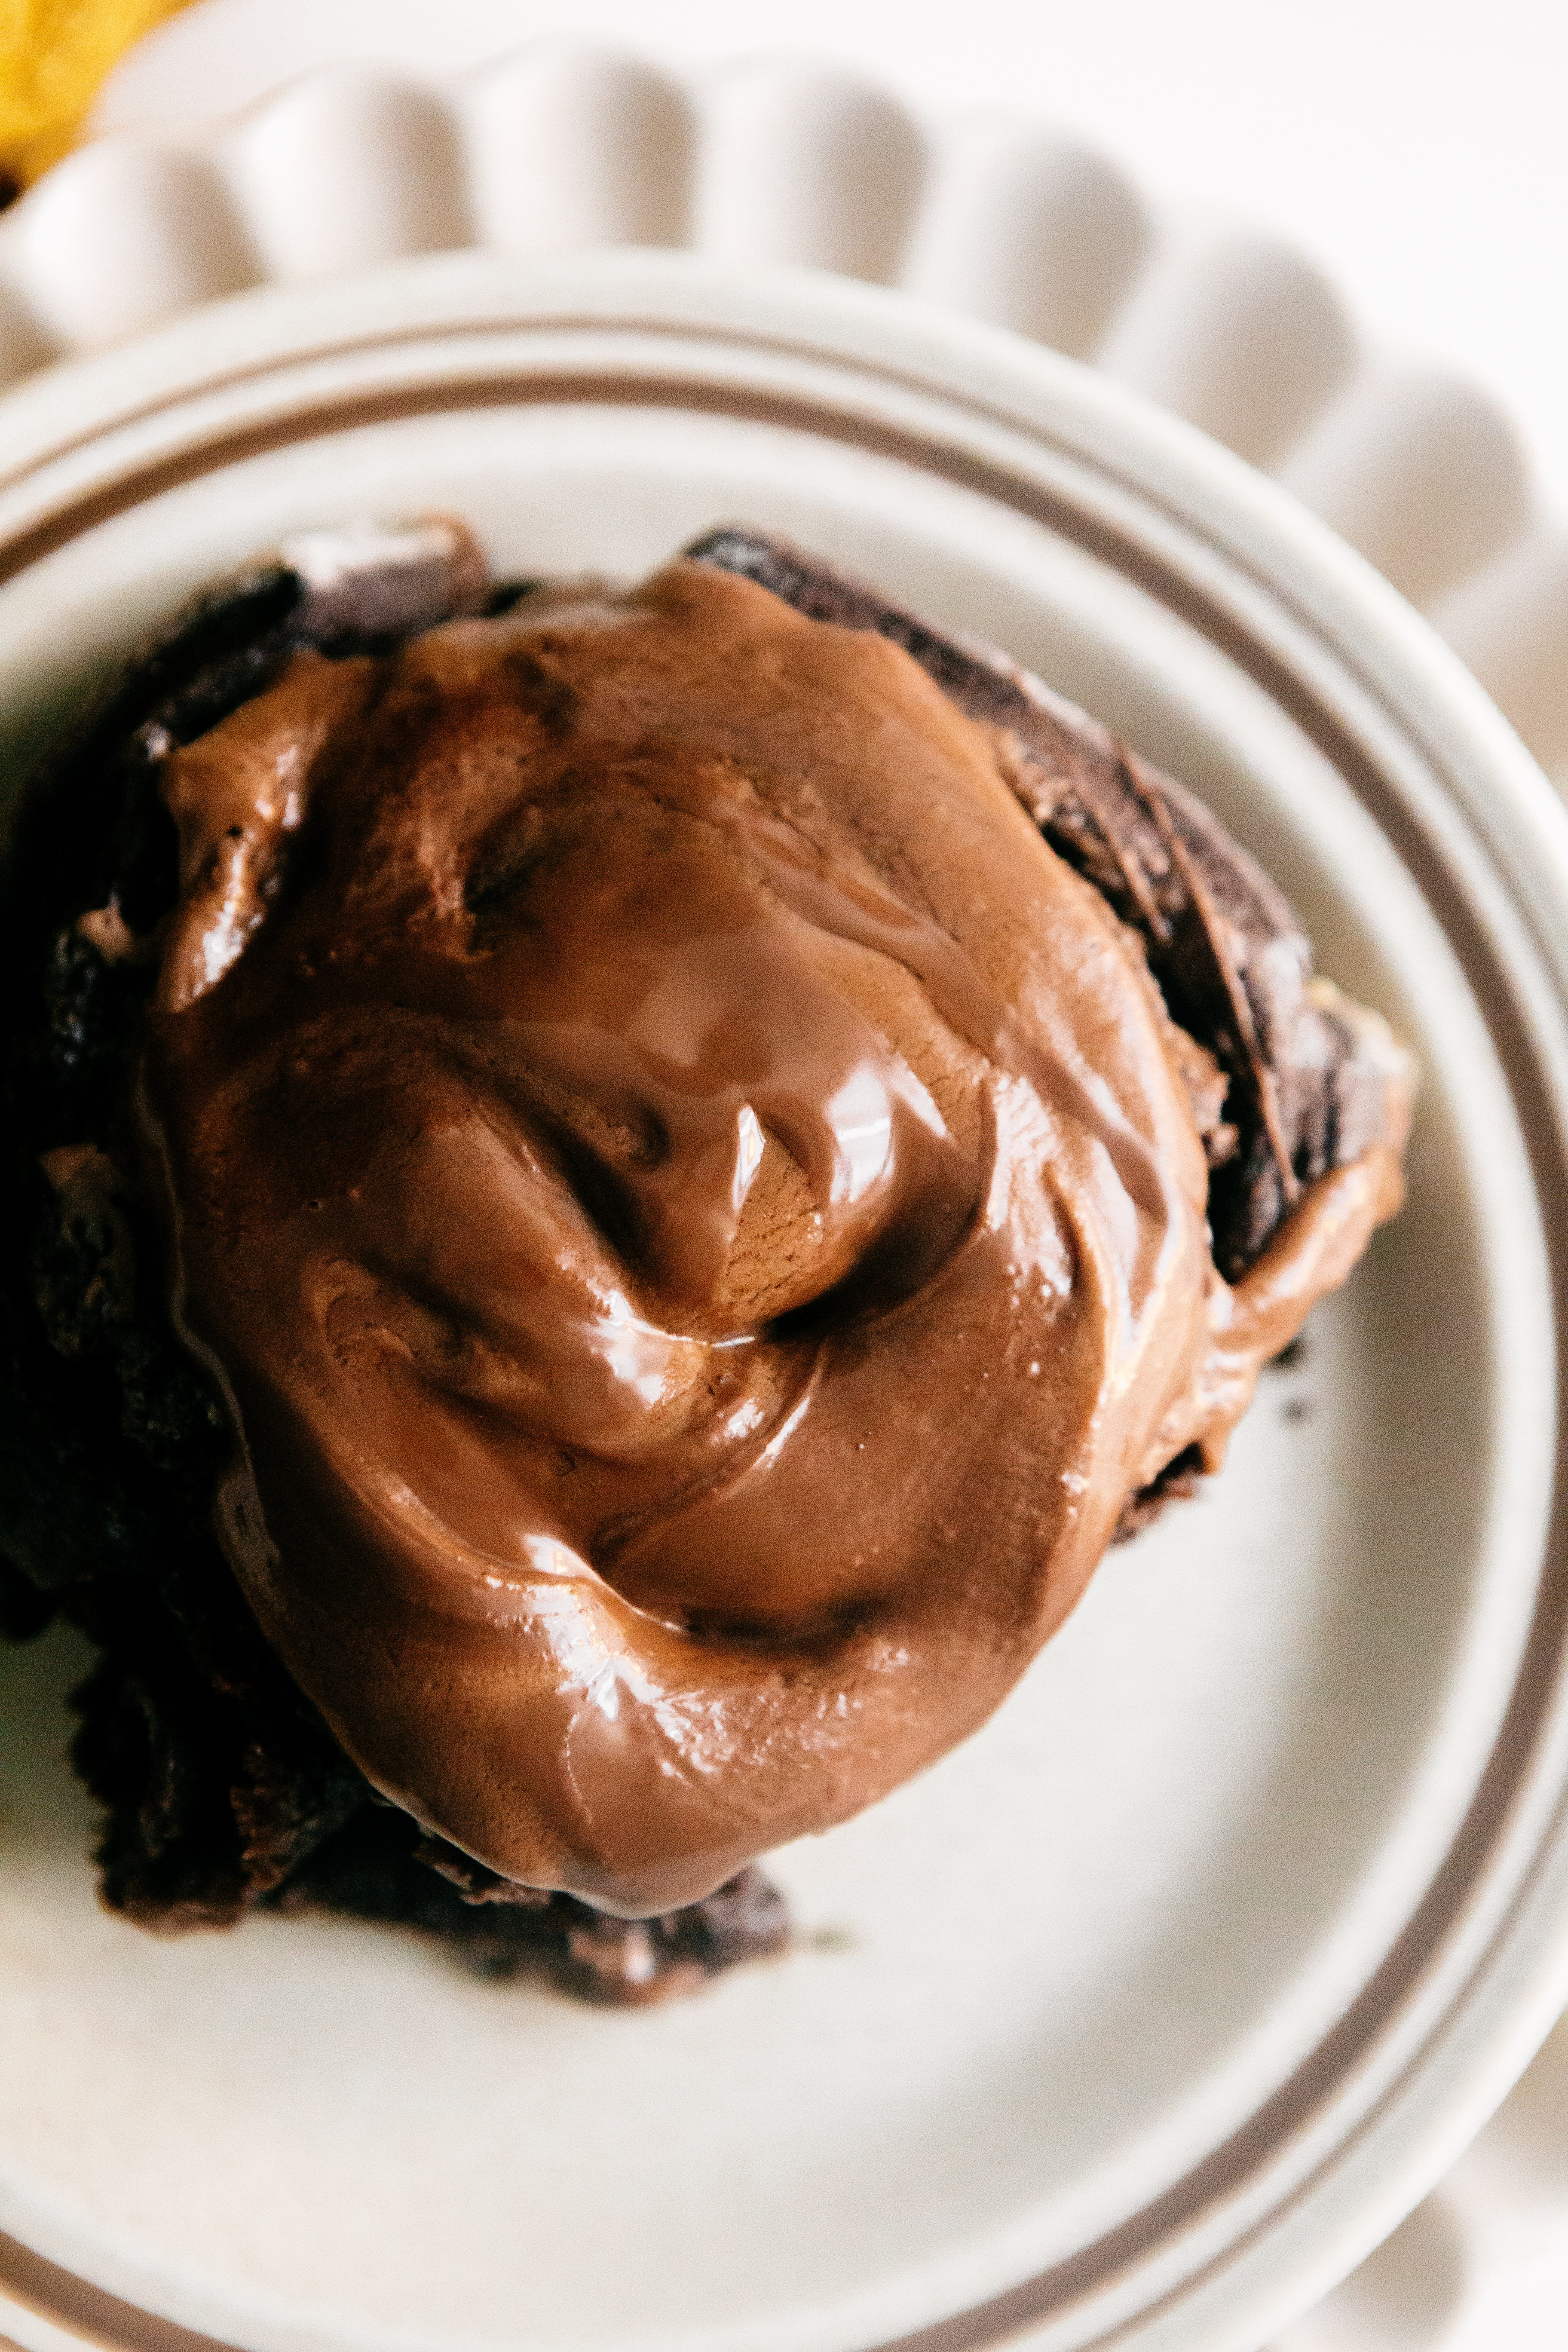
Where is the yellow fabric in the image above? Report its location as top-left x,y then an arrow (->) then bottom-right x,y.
0,0 -> 193,187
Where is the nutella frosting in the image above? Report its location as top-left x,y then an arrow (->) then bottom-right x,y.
138,559 -> 1404,1916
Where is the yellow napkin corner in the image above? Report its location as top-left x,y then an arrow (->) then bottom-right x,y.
1,0 -> 193,189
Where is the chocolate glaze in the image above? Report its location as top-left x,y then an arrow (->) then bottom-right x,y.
685,529 -> 1405,1279
132,554 -> 1409,1916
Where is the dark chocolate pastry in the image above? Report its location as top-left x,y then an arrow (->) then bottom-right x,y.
0,521 -> 1403,1993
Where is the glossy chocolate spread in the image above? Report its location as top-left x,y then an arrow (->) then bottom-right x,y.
137,559 -> 1403,1915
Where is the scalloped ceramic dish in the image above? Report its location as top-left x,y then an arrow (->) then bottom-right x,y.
4,251 -> 1568,2352
3,36 -> 1566,805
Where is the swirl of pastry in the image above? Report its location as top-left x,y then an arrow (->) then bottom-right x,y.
139,560 -> 1396,1914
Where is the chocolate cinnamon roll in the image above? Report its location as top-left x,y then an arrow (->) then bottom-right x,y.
0,523 -> 1411,1998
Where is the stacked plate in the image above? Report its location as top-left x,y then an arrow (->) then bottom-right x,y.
3,37 -> 1566,801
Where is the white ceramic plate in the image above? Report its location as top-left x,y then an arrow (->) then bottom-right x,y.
3,251 -> 1568,2352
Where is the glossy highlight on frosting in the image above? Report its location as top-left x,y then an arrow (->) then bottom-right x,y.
138,558 -> 1403,1914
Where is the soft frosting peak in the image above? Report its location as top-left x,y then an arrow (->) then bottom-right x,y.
138,562 -> 1400,1914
